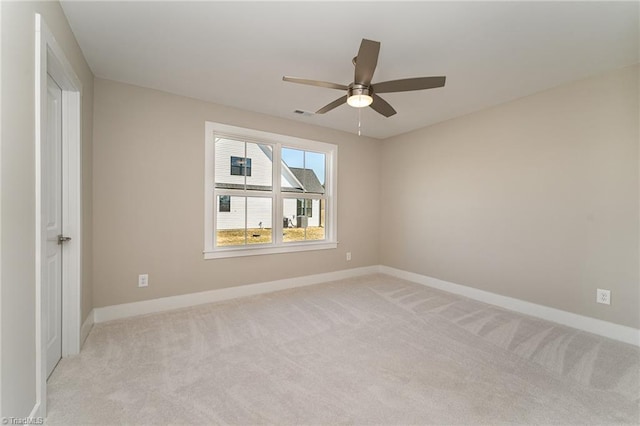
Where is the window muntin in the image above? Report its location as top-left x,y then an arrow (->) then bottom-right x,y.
205,122 -> 337,258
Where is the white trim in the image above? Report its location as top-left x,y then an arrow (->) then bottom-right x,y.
61,88 -> 82,357
379,266 -> 640,347
204,241 -> 338,259
0,0 -> 3,417
94,266 -> 378,323
34,14 -> 44,419
80,309 -> 94,347
35,14 -> 83,418
203,125 -> 214,252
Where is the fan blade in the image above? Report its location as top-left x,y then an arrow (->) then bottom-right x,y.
316,96 -> 347,114
354,39 -> 380,85
370,94 -> 396,117
282,76 -> 348,91
372,76 -> 446,93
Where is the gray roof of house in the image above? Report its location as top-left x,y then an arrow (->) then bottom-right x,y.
216,183 -> 274,192
289,168 -> 325,194
215,168 -> 324,194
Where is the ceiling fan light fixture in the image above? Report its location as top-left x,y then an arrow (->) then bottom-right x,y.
347,94 -> 373,108
283,38 -> 445,118
347,85 -> 373,108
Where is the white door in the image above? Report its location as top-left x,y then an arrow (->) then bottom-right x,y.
44,73 -> 63,378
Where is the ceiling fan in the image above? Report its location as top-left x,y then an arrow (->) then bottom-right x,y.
283,38 -> 446,118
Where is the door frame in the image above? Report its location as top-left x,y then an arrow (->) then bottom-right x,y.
34,14 -> 82,417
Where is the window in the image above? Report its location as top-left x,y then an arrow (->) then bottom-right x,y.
205,122 -> 337,258
230,156 -> 252,176
219,195 -> 231,212
296,199 -> 312,217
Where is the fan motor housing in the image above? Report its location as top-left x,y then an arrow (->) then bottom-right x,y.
348,84 -> 372,98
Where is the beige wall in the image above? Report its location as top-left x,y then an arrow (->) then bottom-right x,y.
380,65 -> 639,329
94,66 -> 639,329
92,78 -> 381,308
0,1 -> 93,417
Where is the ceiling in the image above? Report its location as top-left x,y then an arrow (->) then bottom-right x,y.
60,1 -> 639,139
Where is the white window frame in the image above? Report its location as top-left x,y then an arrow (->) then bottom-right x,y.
204,122 -> 337,259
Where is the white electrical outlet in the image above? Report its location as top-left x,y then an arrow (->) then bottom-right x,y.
138,274 -> 149,288
596,288 -> 610,305
346,252 -> 352,261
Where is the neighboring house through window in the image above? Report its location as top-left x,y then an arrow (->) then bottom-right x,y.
204,121 -> 337,258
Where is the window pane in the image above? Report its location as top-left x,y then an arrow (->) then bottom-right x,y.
281,147 -> 325,195
216,196 -> 245,246
303,151 -> 325,194
215,138 -> 245,190
283,198 -> 325,242
216,196 -> 272,246
281,147 -> 304,193
245,142 -> 272,191
247,197 -> 272,245
216,139 -> 272,191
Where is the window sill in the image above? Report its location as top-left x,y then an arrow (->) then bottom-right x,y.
203,241 -> 338,259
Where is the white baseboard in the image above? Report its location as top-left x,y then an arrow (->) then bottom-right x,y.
80,309 -> 94,347
91,264 -> 639,347
379,265 -> 640,347
93,266 -> 379,323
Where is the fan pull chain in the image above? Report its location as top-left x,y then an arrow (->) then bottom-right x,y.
358,107 -> 362,136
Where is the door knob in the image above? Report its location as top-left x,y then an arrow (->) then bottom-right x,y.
57,235 -> 72,245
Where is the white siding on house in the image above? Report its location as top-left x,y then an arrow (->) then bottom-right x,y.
217,195 -> 244,230
283,198 -> 297,227
214,138 -> 302,190
217,196 -> 272,231
310,199 -> 320,227
215,138 -> 273,189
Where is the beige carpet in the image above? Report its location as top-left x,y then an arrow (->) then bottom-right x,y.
46,274 -> 640,425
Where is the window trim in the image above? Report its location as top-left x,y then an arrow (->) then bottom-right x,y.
204,121 -> 337,259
